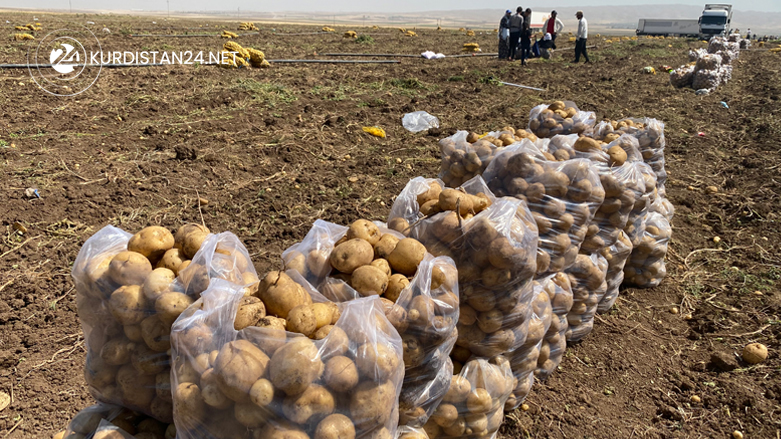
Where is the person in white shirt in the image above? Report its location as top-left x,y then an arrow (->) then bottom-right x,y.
543,10 -> 564,48
574,10 -> 590,63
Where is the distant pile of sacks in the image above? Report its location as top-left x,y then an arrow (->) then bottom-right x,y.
670,34 -> 747,92
238,22 -> 258,31
218,41 -> 269,69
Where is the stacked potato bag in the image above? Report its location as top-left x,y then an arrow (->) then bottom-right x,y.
423,356 -> 514,439
438,129 -> 544,188
527,100 -> 596,138
564,253 -> 608,341
623,212 -> 671,288
387,176 -> 538,358
591,118 -> 667,196
597,231 -> 632,312
281,219 -> 459,428
671,36 -> 740,92
534,273 -> 573,381
171,279 -> 405,439
56,403 -> 175,439
481,140 -> 604,276
71,224 -> 258,423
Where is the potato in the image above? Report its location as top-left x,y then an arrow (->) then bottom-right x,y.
388,238 -> 426,276
438,189 -> 473,215
109,285 -> 149,325
346,219 -> 381,245
466,388 -> 492,414
109,251 -> 153,286
234,402 -> 271,428
117,364 -> 155,407
315,414 -> 356,439
128,226 -> 175,263
387,217 -> 410,236
155,292 -> 194,326
100,336 -> 133,366
374,234 -> 400,260
249,378 -> 275,407
124,324 -> 143,342
269,337 -> 324,395
370,258 -> 392,277
286,304 -> 317,337
282,384 -> 335,423
156,248 -> 187,275
607,145 -> 628,166
258,271 -> 313,318
142,268 -> 175,301
432,403 -> 458,427
156,372 -> 172,402
329,239 -> 374,274
318,325 -> 350,359
92,431 -> 127,439
444,375 -> 471,403
234,296 -> 266,330
255,422 -> 309,439
350,381 -> 395,430
351,265 -> 389,296
174,224 -> 210,259
140,315 -> 171,352
214,339 -> 270,402
383,274 -> 409,303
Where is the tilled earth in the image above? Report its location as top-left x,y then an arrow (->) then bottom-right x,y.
0,12 -> 780,439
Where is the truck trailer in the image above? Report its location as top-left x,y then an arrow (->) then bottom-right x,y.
636,19 -> 700,36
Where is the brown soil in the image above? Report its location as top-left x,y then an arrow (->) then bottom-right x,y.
1,13 -> 780,439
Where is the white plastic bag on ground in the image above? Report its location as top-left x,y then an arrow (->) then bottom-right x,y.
403,111 -> 441,133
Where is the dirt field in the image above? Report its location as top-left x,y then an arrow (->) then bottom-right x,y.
1,12 -> 780,439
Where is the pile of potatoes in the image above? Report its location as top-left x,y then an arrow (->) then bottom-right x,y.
423,357 -> 514,439
481,142 -> 605,276
546,134 -> 646,255
504,286 -> 552,410
388,176 -> 540,358
597,231 -> 632,313
170,280 -> 404,439
527,100 -> 596,138
438,129 -> 542,188
564,253 -> 608,342
535,273 -> 573,381
623,212 -> 671,288
592,118 -> 668,196
72,223 -> 254,423
55,403 -> 175,439
282,219 -> 460,428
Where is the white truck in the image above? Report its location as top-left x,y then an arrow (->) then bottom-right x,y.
699,4 -> 732,38
636,19 -> 700,37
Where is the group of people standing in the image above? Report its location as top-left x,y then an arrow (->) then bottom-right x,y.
499,9 -> 591,64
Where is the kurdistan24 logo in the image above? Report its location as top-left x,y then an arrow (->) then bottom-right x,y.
50,41 -> 81,74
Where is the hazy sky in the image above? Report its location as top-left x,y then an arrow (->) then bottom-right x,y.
1,0 -> 778,13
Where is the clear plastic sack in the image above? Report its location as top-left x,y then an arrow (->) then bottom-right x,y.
597,230 -> 632,313
695,53 -> 722,71
71,224 -> 258,423
387,176 -> 539,357
283,219 -> 459,428
528,101 -> 596,138
627,162 -> 658,226
565,253 -> 608,342
692,69 -> 722,91
688,48 -> 707,62
591,118 -> 667,196
438,130 -> 543,188
58,402 -> 175,439
649,195 -> 675,223
623,212 -> 671,288
424,356 -> 514,439
403,111 -> 441,133
398,425 -> 432,439
670,64 -> 695,88
481,141 -> 605,275
505,285 -> 552,410
546,133 -> 645,253
171,279 -> 404,439
534,273 -> 573,381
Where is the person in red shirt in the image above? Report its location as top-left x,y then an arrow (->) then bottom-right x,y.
543,10 -> 564,49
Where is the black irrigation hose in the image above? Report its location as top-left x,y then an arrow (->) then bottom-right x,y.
321,53 -> 422,58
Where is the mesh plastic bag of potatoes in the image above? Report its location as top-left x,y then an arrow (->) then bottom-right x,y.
597,230 -> 632,313
438,131 -> 545,188
669,65 -> 695,88
623,212 -> 671,288
564,252 -> 608,342
527,100 -> 596,138
545,134 -> 645,254
504,284 -> 552,411
71,224 -> 258,424
481,141 -> 605,276
591,118 -> 667,196
55,402 -> 175,439
534,273 -> 573,381
423,356 -> 514,439
387,176 -> 539,358
171,278 -> 405,439
282,219 -> 459,428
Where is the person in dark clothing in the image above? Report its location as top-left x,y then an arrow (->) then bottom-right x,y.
498,10 -> 512,60
508,7 -> 523,60
520,8 -> 532,65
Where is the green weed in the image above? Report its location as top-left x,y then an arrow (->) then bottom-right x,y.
233,79 -> 297,107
